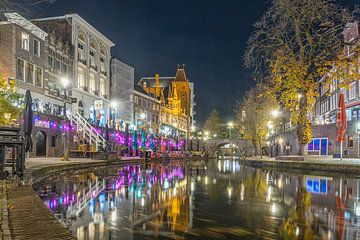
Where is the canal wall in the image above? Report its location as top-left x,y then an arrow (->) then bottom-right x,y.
25,158 -> 144,186
240,158 -> 360,177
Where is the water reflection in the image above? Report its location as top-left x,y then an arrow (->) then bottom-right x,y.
33,158 -> 360,239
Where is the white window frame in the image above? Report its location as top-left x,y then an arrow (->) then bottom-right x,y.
21,31 -> 29,50
349,82 -> 356,100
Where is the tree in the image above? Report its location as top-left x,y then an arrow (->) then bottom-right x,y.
245,0 -> 358,155
0,70 -> 21,126
202,110 -> 224,137
236,84 -> 279,156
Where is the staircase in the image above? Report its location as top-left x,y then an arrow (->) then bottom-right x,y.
69,112 -> 106,151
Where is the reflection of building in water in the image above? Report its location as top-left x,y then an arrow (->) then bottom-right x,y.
35,161 -> 191,240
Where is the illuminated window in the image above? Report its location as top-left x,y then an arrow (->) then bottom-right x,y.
348,136 -> 354,148
78,67 -> 85,88
89,73 -> 96,93
100,78 -> 105,96
21,32 -> 29,50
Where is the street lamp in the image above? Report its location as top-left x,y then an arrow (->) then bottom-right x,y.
271,110 -> 280,118
61,78 -> 70,161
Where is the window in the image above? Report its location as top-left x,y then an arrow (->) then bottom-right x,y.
21,32 -> 29,50
348,136 -> 354,148
55,60 -> 60,72
99,78 -> 105,96
35,67 -> 42,87
48,56 -> 53,67
89,73 -> 96,93
89,50 -> 95,67
17,59 -> 24,81
78,67 -> 85,88
349,82 -> 356,100
62,63 -> 67,74
78,43 -> 84,60
26,63 -> 34,84
33,39 -> 40,56
100,57 -> 105,72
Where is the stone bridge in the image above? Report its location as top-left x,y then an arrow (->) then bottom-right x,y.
188,138 -> 253,157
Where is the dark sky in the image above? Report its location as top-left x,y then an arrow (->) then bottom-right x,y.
41,0 -> 358,125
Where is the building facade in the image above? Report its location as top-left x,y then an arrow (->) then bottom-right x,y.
110,58 -> 134,127
312,21 -> 360,158
33,14 -> 115,127
0,12 -> 71,157
133,84 -> 161,134
139,66 -> 194,139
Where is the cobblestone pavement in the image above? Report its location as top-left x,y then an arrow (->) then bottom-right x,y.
0,180 -> 11,240
7,181 -> 74,240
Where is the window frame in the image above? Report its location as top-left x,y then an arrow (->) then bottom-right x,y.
17,58 -> 25,81
33,38 -> 40,57
21,31 -> 29,50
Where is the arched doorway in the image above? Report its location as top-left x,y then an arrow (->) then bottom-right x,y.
36,131 -> 47,156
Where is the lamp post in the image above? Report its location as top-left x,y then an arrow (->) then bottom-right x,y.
61,78 -> 70,161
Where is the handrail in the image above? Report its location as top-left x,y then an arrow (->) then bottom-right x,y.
69,112 -> 106,151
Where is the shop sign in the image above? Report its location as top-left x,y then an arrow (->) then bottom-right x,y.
94,100 -> 104,110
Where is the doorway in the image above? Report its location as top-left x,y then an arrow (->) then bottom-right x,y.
36,131 -> 47,156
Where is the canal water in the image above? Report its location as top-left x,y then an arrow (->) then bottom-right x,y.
32,158 -> 360,239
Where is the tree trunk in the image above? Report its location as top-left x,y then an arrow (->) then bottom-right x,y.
296,95 -> 311,156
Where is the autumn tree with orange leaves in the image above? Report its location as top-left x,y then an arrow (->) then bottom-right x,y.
245,0 -> 359,155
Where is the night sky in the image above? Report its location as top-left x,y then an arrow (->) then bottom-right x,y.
39,0 -> 358,125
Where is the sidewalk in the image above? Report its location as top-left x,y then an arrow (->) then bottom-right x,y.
242,156 -> 360,175
246,156 -> 360,165
25,157 -> 105,169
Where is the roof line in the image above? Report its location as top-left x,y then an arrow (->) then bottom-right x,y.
33,13 -> 115,47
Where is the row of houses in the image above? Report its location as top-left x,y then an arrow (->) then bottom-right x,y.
269,21 -> 360,158
0,12 -> 196,157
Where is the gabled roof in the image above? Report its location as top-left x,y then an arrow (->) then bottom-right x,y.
2,12 -> 47,40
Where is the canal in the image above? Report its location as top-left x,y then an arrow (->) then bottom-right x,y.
32,158 -> 360,239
